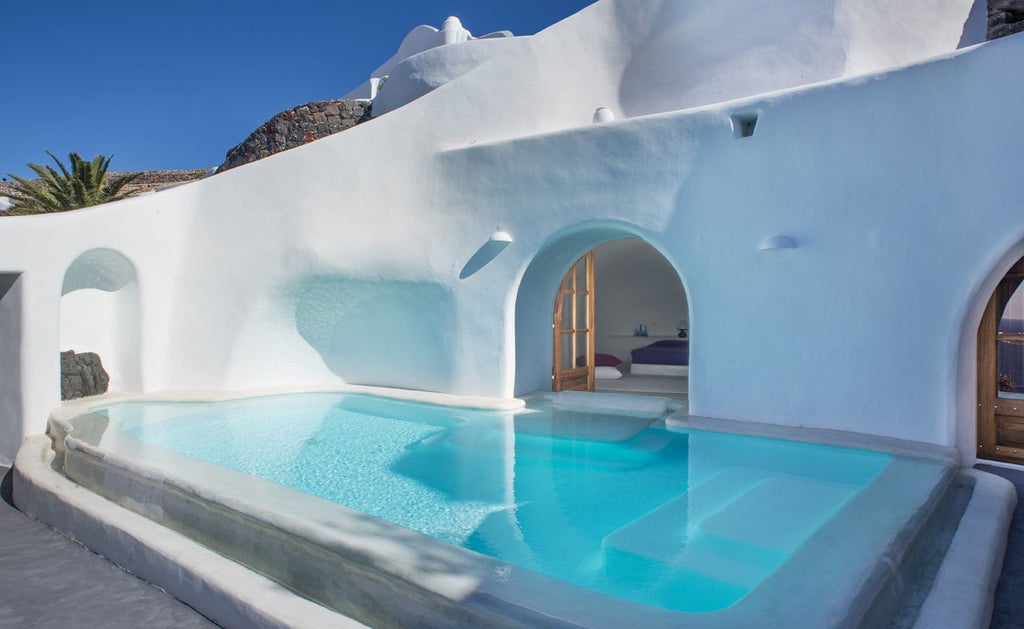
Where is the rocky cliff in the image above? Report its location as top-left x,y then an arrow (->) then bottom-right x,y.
990,0 -> 1024,39
218,99 -> 372,172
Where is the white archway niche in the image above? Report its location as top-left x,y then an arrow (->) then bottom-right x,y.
60,249 -> 142,392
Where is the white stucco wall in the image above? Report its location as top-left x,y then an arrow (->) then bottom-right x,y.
343,16 -> 514,103
616,0 -> 985,118
0,0 -> 1017,465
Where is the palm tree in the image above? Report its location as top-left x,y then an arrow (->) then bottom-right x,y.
4,151 -> 142,215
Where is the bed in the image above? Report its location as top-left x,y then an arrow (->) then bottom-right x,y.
630,339 -> 689,376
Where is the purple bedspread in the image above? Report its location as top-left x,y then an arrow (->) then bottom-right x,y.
630,339 -> 689,366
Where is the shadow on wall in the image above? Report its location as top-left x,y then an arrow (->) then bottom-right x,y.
61,249 -> 136,294
287,276 -> 457,392
0,274 -> 23,463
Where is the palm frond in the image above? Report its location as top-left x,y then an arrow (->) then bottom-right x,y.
3,151 -> 141,214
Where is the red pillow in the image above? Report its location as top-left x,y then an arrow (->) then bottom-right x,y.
577,353 -> 622,367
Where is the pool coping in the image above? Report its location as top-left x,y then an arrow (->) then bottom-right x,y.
14,389 -> 1012,628
912,468 -> 1016,628
67,384 -> 528,412
13,434 -> 365,629
667,413 -> 960,463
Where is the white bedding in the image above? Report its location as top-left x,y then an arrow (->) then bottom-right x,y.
630,363 -> 688,377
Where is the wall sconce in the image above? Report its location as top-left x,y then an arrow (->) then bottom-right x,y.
759,235 -> 796,251
593,107 -> 615,124
460,231 -> 514,279
731,111 -> 758,138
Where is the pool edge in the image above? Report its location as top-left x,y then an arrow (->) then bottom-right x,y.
11,434 -> 367,629
911,469 -> 1016,629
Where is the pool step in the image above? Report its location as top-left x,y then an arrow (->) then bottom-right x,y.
602,470 -> 859,588
603,467 -> 769,561
698,475 -> 857,553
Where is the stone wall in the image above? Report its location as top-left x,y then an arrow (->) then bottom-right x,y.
989,0 -> 1024,39
117,168 -> 210,195
218,99 -> 372,172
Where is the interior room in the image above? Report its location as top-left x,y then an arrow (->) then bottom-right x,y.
590,239 -> 689,400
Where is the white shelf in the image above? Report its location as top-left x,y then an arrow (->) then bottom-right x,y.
599,334 -> 686,364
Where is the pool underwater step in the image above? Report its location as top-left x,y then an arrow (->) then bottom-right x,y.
602,468 -> 856,592
698,475 -> 856,553
602,467 -> 767,560
603,467 -> 857,557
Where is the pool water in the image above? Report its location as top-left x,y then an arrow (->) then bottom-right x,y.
97,393 -> 892,613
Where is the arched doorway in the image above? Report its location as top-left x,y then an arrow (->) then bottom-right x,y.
977,255 -> 1024,463
515,227 -> 689,399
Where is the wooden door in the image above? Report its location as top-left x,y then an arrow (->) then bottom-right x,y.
978,257 -> 1024,463
552,252 -> 595,392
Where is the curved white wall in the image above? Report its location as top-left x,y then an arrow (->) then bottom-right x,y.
372,37 -> 523,116
617,0 -> 983,117
0,0 -> 1019,464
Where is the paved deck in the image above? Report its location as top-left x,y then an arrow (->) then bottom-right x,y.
976,464 -> 1024,629
2,461 -> 1024,628
0,466 -> 215,628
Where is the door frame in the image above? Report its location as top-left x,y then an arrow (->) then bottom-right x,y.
977,256 -> 1024,463
552,251 -> 595,392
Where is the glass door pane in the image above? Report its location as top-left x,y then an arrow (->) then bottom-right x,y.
560,333 -> 574,371
575,332 -> 588,367
998,282 -> 1024,398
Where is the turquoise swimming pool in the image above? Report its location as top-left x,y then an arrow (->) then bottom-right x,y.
96,392 -> 894,614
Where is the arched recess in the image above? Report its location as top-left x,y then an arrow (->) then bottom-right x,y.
60,248 -> 141,393
514,224 -> 691,399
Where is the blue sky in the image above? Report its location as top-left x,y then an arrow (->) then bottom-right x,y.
2,1 -> 596,180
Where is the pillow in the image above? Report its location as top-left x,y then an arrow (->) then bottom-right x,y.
595,366 -> 623,380
577,353 -> 623,367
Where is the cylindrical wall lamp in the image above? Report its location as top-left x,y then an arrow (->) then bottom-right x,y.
759,235 -> 797,250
